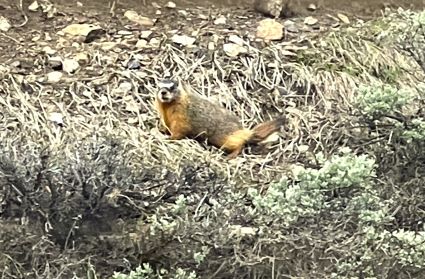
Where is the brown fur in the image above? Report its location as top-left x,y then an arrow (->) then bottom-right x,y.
155,80 -> 285,159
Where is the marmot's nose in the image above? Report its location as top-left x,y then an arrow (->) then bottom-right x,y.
159,90 -> 167,96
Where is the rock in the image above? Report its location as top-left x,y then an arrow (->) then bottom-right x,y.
228,34 -> 245,46
304,16 -> 318,25
166,1 -> 176,8
32,34 -> 41,42
307,3 -> 316,11
124,10 -> 154,27
127,58 -> 141,70
149,38 -> 161,48
40,1 -> 57,19
48,112 -> 64,125
74,53 -> 89,64
214,15 -> 227,25
140,30 -> 152,39
254,0 -> 283,18
101,42 -> 117,51
178,10 -> 188,17
337,13 -> 350,24
285,25 -> 298,33
208,42 -> 215,50
46,71 -> 63,83
260,132 -> 280,144
256,18 -> 284,41
118,30 -> 133,36
10,61 -> 21,68
0,16 -> 11,32
100,95 -> 108,107
28,1 -> 40,11
136,39 -> 148,48
63,58 -> 79,74
42,46 -> 56,55
171,34 -> 196,46
298,145 -> 310,153
61,23 -> 104,43
223,43 -> 247,57
119,82 -> 133,92
44,32 -> 52,41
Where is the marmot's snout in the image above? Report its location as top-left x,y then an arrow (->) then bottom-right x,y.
157,88 -> 173,103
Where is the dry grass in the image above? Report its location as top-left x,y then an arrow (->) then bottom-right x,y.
1,3 -> 425,278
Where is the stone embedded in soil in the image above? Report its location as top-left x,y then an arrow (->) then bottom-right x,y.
136,39 -> 148,48
48,112 -> 64,125
166,1 -> 176,8
178,10 -> 188,17
297,145 -> 310,153
214,15 -> 227,25
28,1 -> 40,11
63,58 -> 80,74
101,42 -> 117,51
208,42 -> 215,50
256,18 -> 284,41
223,43 -> 247,57
337,13 -> 350,24
260,132 -> 280,144
127,58 -> 141,70
285,24 -> 299,33
304,16 -> 318,25
0,16 -> 11,32
124,10 -> 155,27
140,30 -> 153,39
149,38 -> 161,47
307,3 -> 317,11
228,34 -> 245,46
46,71 -> 63,83
118,30 -> 133,36
171,34 -> 196,46
61,23 -> 104,43
74,53 -> 89,64
42,46 -> 56,55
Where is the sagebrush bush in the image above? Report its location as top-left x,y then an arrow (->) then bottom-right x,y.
248,148 -> 391,226
355,84 -> 412,118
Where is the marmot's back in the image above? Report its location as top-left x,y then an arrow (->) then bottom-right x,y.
185,93 -> 243,147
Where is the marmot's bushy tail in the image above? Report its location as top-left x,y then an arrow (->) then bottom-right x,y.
248,116 -> 285,144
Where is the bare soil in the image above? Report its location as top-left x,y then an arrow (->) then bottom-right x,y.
0,0 -> 424,278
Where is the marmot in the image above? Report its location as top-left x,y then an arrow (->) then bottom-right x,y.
155,79 -> 284,159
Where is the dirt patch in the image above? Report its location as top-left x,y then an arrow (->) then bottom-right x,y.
0,0 -> 425,278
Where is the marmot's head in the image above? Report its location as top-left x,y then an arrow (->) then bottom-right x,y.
157,79 -> 180,103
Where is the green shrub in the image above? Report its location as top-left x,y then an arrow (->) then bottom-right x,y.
248,148 -> 391,226
355,84 -> 412,118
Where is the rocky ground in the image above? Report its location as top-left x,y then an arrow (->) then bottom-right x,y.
1,0 -> 425,278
